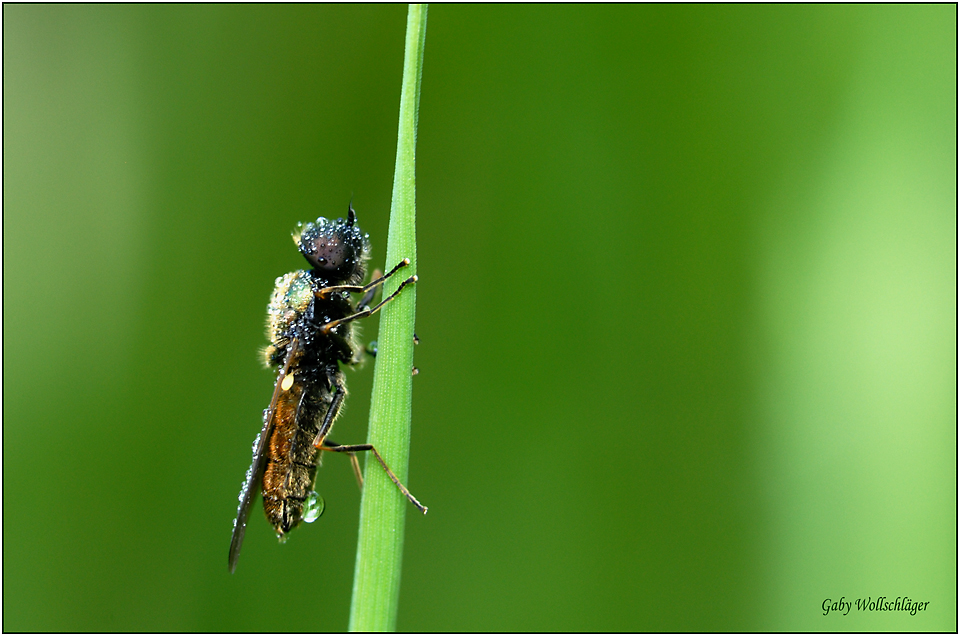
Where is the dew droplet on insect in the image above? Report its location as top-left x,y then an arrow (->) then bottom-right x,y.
303,491 -> 325,523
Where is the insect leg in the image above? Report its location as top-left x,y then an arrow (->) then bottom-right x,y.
311,382 -> 346,448
310,384 -> 363,489
322,438 -> 364,490
319,442 -> 428,514
314,258 -> 411,299
319,274 -> 417,334
356,269 -> 382,308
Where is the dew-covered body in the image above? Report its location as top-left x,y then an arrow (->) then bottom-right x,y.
228,206 -> 426,574
260,267 -> 362,535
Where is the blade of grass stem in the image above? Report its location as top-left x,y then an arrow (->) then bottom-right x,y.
348,4 -> 427,632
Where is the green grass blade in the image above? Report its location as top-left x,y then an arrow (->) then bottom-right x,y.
348,4 -> 427,632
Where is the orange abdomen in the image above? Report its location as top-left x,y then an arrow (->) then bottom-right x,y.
262,380 -> 324,536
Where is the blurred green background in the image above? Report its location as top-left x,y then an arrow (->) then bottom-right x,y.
4,4 -> 956,632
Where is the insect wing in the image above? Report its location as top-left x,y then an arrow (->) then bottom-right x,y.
227,409 -> 273,573
228,338 -> 300,573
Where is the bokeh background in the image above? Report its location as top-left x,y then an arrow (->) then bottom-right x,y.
4,4 -> 956,632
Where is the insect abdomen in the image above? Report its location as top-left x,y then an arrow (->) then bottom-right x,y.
262,380 -> 326,535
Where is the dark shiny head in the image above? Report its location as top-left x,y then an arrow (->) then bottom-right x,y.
294,205 -> 370,282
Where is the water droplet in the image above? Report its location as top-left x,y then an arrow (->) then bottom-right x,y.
303,491 -> 325,523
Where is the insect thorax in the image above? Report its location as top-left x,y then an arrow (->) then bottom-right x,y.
262,269 -> 362,375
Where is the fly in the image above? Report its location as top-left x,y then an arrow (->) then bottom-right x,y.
228,204 -> 426,573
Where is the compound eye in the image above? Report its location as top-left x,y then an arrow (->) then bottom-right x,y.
302,234 -> 348,271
